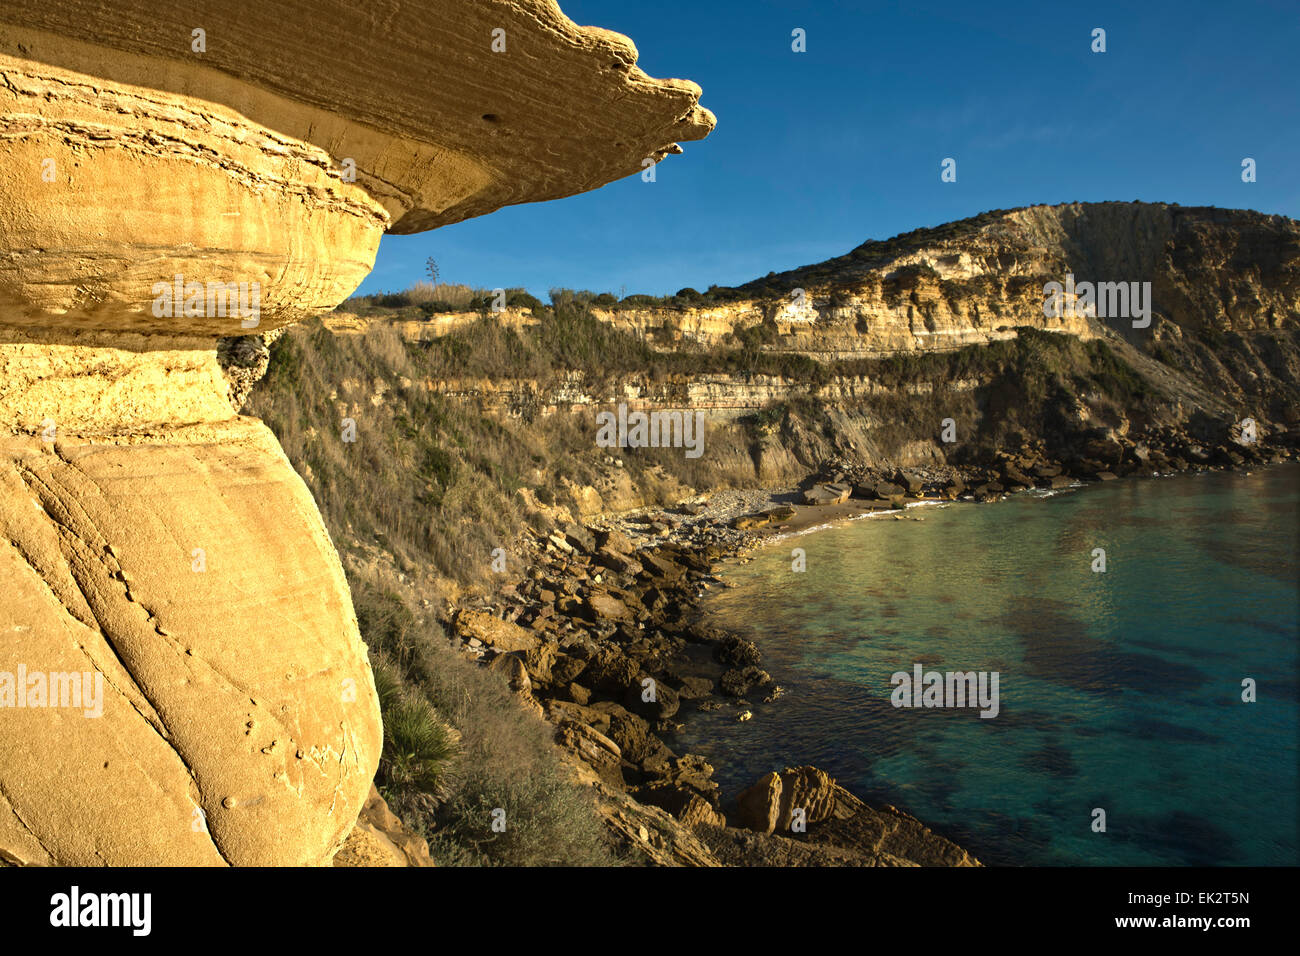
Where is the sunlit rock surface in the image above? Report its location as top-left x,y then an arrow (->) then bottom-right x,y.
0,1 -> 712,865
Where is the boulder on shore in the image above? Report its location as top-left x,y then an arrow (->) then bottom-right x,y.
803,483 -> 851,505
624,677 -> 681,721
585,591 -> 633,623
892,470 -> 924,495
736,765 -> 839,834
454,608 -> 538,653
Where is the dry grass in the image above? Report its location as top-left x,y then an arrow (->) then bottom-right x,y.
349,565 -> 620,867
403,281 -> 479,309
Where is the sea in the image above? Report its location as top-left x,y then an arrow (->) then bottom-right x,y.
672,464 -> 1299,865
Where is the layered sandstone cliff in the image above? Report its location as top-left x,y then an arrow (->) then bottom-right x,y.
326,202 -> 1300,442
600,202 -> 1299,361
299,202 -> 1297,525
0,1 -> 712,865
332,202 -> 1298,392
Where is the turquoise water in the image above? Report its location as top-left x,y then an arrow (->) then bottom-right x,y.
675,465 -> 1299,865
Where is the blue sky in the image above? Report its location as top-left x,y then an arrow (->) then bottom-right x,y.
358,0 -> 1299,299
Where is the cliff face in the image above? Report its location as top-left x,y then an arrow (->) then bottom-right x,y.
0,2 -> 712,866
301,202 -> 1297,525
0,421 -> 373,866
609,203 -> 1300,439
336,202 -> 1298,427
0,0 -> 715,241
595,271 -> 1097,358
603,202 -> 1298,359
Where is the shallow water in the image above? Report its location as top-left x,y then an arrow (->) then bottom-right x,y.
673,465 -> 1299,865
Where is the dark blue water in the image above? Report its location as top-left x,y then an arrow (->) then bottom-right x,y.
675,465 -> 1299,865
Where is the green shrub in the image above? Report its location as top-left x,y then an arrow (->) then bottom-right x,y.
380,695 -> 459,800
619,293 -> 665,309
429,763 -> 619,867
507,289 -> 545,312
371,658 -> 404,714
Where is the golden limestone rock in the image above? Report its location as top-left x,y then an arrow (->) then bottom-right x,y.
0,2 -> 712,865
0,422 -> 374,866
0,0 -> 714,334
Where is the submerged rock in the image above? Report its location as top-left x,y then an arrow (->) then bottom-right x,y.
720,666 -> 774,697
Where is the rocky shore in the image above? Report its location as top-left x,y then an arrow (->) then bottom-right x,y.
442,419 -> 1296,865
446,487 -> 981,864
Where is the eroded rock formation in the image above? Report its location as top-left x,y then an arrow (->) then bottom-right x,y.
0,1 -> 711,865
